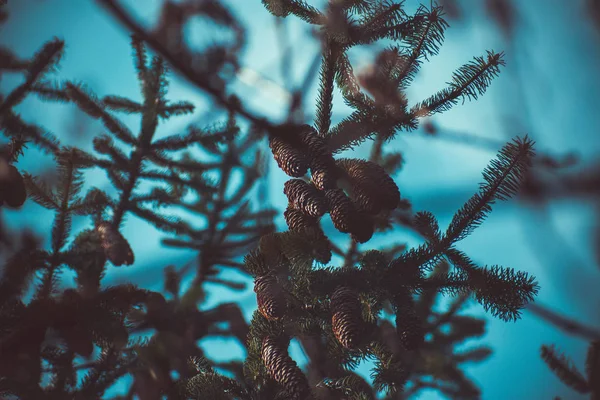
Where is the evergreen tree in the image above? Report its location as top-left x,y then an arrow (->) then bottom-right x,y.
0,1 -> 558,399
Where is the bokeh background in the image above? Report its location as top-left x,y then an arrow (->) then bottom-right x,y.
2,0 -> 600,398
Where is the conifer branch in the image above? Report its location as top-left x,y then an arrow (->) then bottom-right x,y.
541,345 -> 590,394
586,341 -> 600,396
102,95 -> 143,114
0,110 -> 61,154
527,303 -> 600,341
394,4 -> 448,89
444,136 -> 534,244
65,82 -> 137,145
411,51 -> 505,118
262,0 -> 326,24
0,38 -> 64,116
315,40 -> 336,137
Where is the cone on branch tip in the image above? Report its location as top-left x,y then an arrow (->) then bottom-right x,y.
262,336 -> 310,399
254,274 -> 286,321
0,157 -> 27,208
284,179 -> 328,217
330,286 -> 365,350
96,221 -> 134,266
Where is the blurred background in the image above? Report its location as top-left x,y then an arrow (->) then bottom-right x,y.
1,0 -> 600,398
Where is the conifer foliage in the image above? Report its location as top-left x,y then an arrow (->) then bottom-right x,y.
0,0 -> 546,399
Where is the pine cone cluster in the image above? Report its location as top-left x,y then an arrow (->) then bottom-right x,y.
270,124 -> 402,246
262,336 -> 310,399
330,286 -> 364,350
96,221 -> 134,266
254,274 -> 286,321
0,157 -> 27,208
395,294 -> 423,351
268,125 -> 338,188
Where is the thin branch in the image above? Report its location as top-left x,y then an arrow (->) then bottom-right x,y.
527,303 -> 600,341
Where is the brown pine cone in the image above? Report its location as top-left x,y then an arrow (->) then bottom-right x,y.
262,336 -> 310,399
395,293 -> 423,351
330,286 -> 364,349
269,135 -> 309,177
284,207 -> 319,232
337,159 -> 382,214
299,125 -> 329,159
338,158 -> 400,212
325,188 -> 357,234
310,155 -> 338,191
254,274 -> 286,321
0,159 -> 27,208
284,179 -> 327,217
350,212 -> 375,244
96,222 -> 134,266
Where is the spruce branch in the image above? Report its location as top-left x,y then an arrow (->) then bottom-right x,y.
0,38 -> 64,116
527,303 -> 600,341
445,136 -> 534,244
0,110 -> 61,154
469,265 -> 538,322
22,174 -> 60,210
102,95 -> 143,114
262,0 -> 325,24
586,341 -> 600,396
411,50 -> 505,118
541,345 -> 590,394
65,82 -> 137,145
315,40 -> 336,137
30,80 -> 70,102
394,4 -> 448,89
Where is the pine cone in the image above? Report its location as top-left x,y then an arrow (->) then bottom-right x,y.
96,222 -> 134,266
0,160 -> 27,208
310,155 -> 338,191
284,207 -> 318,232
350,212 -> 375,244
330,286 -> 364,349
325,189 -> 357,234
262,336 -> 310,399
395,293 -> 423,350
254,274 -> 286,321
338,158 -> 400,212
269,135 -> 309,177
299,125 -> 328,159
284,179 -> 327,217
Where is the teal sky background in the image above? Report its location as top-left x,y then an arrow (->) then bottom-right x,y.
2,0 -> 600,399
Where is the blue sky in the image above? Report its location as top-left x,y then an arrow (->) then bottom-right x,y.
2,0 -> 600,399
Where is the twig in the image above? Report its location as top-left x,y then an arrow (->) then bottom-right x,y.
527,302 -> 600,341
